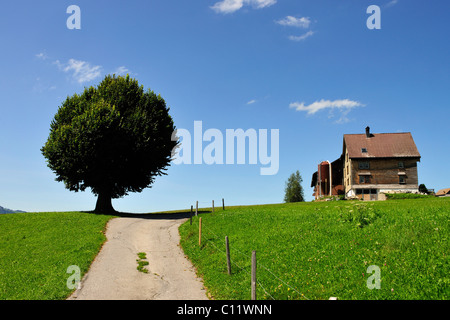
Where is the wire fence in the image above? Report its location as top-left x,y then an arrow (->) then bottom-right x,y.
191,211 -> 312,301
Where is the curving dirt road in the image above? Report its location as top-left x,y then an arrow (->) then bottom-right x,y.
68,214 -> 208,300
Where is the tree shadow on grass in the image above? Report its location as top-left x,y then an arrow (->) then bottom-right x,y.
83,209 -> 213,220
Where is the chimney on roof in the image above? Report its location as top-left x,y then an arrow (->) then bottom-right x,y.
365,126 -> 371,138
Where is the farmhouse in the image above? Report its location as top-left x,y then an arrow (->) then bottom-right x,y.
312,127 -> 421,201
436,188 -> 450,197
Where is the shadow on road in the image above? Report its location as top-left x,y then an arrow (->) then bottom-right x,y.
83,210 -> 212,220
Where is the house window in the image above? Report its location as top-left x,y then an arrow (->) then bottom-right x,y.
356,189 -> 377,195
359,175 -> 371,184
399,176 -> 406,184
361,148 -> 368,153
398,161 -> 404,168
359,162 -> 370,169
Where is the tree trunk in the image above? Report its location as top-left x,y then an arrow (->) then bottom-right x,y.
95,191 -> 116,214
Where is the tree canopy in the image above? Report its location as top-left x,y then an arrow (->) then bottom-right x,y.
41,75 -> 178,213
284,170 -> 305,203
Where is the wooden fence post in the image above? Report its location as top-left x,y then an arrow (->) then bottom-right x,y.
212,200 -> 215,213
196,201 -> 198,216
251,251 -> 257,300
199,217 -> 202,247
222,198 -> 225,210
190,205 -> 193,225
225,236 -> 231,275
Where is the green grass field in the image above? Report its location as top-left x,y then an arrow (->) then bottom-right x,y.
179,198 -> 450,300
0,198 -> 448,300
0,211 -> 115,300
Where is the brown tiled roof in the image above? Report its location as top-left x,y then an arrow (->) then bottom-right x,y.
436,188 -> 450,196
344,132 -> 421,159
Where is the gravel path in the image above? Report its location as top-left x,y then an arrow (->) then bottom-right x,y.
68,214 -> 208,300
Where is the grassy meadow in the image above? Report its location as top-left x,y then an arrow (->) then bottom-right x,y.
0,198 -> 448,300
179,198 -> 449,300
0,211 -> 115,300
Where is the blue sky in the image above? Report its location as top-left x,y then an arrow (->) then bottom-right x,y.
1,0 -> 449,213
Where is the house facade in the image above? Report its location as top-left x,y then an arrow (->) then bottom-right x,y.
312,127 -> 421,201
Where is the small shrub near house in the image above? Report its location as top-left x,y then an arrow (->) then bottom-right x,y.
385,193 -> 433,200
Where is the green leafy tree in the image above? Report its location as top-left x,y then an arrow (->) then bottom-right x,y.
284,170 -> 305,203
419,184 -> 429,194
41,75 -> 178,213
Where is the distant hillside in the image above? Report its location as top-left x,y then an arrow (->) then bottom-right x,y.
0,206 -> 26,214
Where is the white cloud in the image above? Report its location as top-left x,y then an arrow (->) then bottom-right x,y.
276,16 -> 315,42
114,66 -> 130,76
35,52 -> 48,60
251,0 -> 277,9
211,0 -> 276,14
247,99 -> 257,105
55,59 -> 102,84
288,31 -> 315,42
276,16 -> 311,28
211,0 -> 243,13
290,99 -> 364,123
385,0 -> 399,8
290,99 -> 365,124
